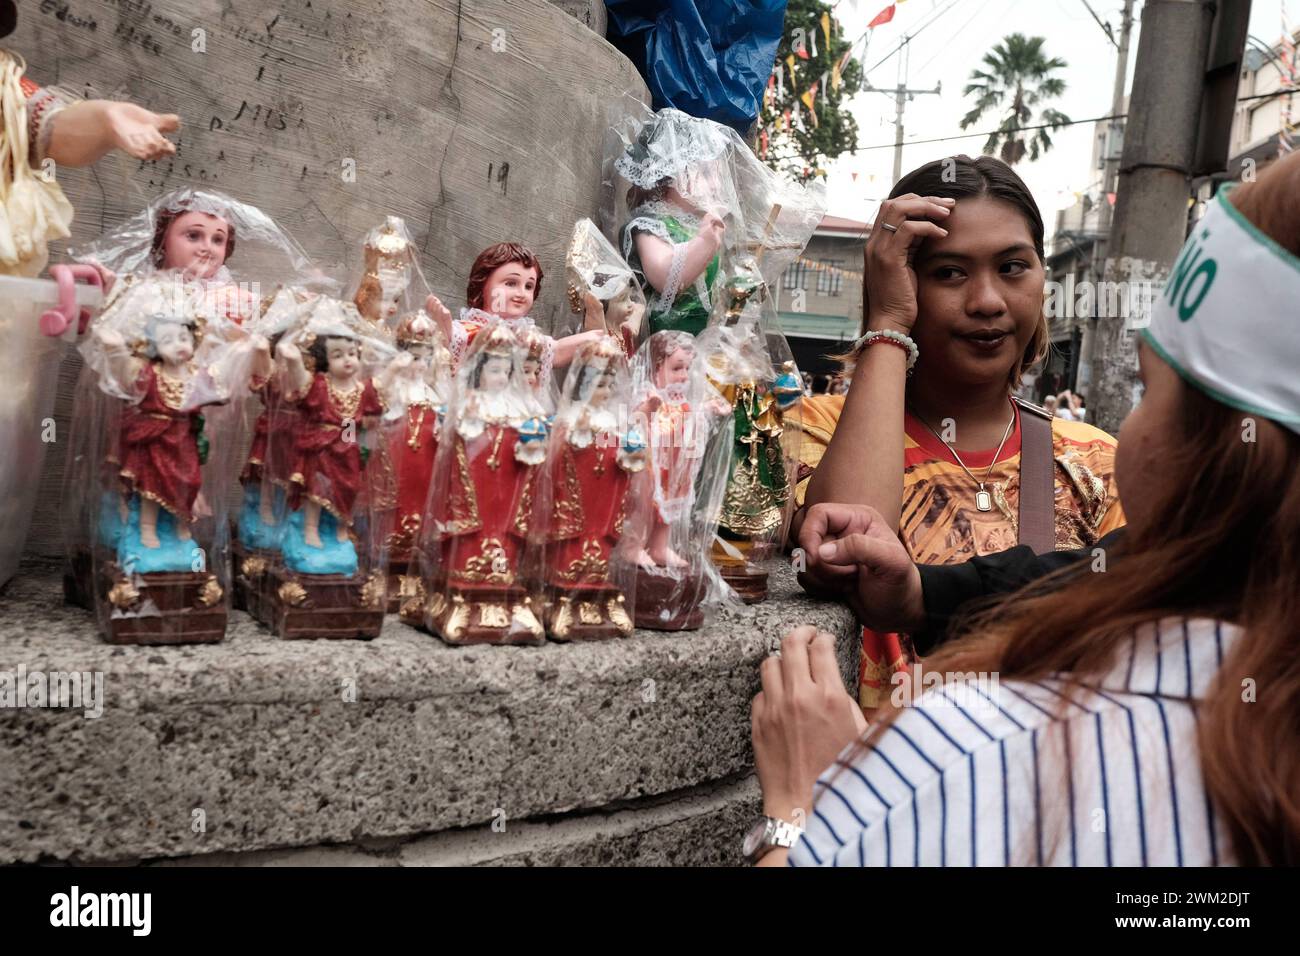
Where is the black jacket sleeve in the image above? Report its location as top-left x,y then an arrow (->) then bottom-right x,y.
911,527 -> 1127,655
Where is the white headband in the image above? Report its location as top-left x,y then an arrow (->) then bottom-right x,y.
1141,188 -> 1300,434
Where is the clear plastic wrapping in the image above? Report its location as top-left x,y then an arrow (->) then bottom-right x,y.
260,295 -> 407,639
69,187 -> 337,322
696,268 -> 804,600
404,321 -> 551,644
625,329 -> 737,629
347,216 -> 457,612
72,275 -> 268,643
526,335 -> 648,640
565,218 -> 648,358
602,107 -> 827,338
230,284 -> 319,623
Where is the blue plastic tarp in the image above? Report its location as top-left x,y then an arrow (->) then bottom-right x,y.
605,1 -> 787,134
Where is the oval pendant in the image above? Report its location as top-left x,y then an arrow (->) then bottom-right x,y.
975,489 -> 992,512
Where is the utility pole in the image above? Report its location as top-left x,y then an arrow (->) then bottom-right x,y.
1097,0 -> 1136,252
863,38 -> 941,185
1089,0 -> 1251,434
1077,0 -> 1135,400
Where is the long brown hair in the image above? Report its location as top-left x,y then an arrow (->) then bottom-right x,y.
465,242 -> 543,312
848,154 -> 1300,865
851,155 -> 1049,386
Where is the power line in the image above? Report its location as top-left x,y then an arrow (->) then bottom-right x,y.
852,0 -> 964,80
846,88 -> 1293,152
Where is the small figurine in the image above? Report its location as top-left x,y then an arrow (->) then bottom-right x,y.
409,323 -> 549,645
232,287 -> 315,622
538,335 -> 646,640
386,310 -> 452,611
263,300 -> 405,639
629,330 -> 734,630
565,218 -> 648,356
79,278 -> 264,644
438,242 -> 606,394
701,323 -> 801,602
615,110 -> 736,336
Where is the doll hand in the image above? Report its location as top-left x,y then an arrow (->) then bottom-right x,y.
581,292 -> 606,333
105,102 -> 180,161
426,294 -> 453,339
276,340 -> 301,363
87,260 -> 117,295
95,326 -> 126,351
640,393 -> 663,415
251,334 -> 270,354
697,211 -> 727,250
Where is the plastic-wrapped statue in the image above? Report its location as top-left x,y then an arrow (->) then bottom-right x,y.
77,277 -> 265,643
613,110 -> 738,336
265,298 -> 406,639
439,242 -> 606,399
698,280 -> 803,601
387,310 -> 452,610
566,218 -> 647,356
408,323 -> 549,645
73,187 -> 333,324
231,287 -> 316,621
628,330 -> 735,630
533,335 -> 647,640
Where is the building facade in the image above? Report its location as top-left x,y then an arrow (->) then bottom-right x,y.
775,214 -> 870,376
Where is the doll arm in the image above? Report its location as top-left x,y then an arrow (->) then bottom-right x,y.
248,335 -> 274,389
633,212 -> 725,299
552,330 -> 605,368
376,351 -> 414,395
94,327 -> 143,395
426,295 -> 453,347
276,341 -> 313,399
43,100 -> 180,167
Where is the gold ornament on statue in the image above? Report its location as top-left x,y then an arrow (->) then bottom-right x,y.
355,221 -> 414,323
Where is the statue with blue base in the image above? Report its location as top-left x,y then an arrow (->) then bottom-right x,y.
264,299 -> 406,639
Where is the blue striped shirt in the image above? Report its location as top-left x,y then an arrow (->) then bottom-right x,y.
789,617 -> 1237,867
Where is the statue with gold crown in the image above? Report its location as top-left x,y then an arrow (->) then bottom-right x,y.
697,267 -> 803,602
406,321 -> 549,645
532,335 -> 647,640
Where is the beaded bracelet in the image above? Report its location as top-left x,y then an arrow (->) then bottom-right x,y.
850,329 -> 918,374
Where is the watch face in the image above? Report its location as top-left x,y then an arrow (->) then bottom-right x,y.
742,819 -> 770,858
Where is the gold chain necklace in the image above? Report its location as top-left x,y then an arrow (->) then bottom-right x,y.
157,363 -> 194,410
328,377 -> 363,420
910,400 -> 1016,512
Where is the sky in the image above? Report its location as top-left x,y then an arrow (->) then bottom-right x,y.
819,0 -> 1291,233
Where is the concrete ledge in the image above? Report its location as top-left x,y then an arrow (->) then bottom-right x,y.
0,560 -> 856,864
154,774 -> 761,867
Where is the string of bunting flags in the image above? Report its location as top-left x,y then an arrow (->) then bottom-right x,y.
758,1 -> 909,160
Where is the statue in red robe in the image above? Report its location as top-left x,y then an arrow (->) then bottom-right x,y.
424,323 -> 548,644
541,336 -> 646,640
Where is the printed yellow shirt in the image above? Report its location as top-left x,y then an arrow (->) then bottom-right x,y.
786,394 -> 1126,707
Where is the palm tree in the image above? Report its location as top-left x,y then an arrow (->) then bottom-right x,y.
961,34 -> 1070,164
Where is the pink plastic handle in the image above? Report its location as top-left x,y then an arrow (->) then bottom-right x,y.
40,264 -> 104,338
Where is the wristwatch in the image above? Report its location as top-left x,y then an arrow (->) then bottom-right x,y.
743,815 -> 804,864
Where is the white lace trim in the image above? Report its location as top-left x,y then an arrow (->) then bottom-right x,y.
614,122 -> 731,189
661,242 -> 688,314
